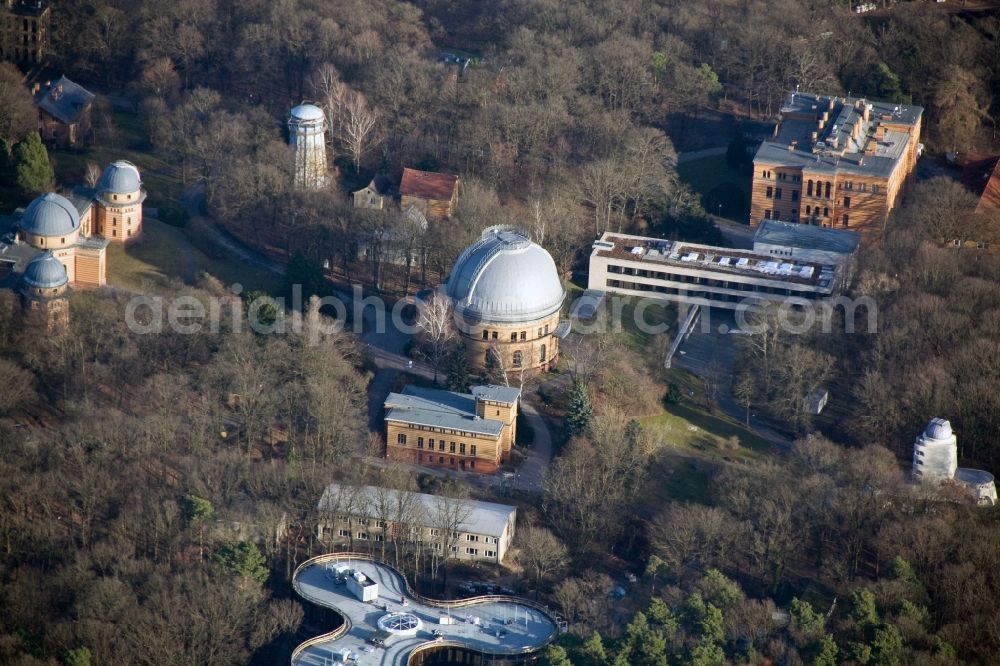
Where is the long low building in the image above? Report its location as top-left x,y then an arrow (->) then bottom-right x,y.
587,226 -> 859,310
316,483 -> 517,564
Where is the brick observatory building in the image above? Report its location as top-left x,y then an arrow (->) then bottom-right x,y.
384,384 -> 520,474
444,226 -> 566,374
750,91 -> 922,232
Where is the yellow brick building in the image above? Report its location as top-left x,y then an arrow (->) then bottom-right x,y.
384,385 -> 520,475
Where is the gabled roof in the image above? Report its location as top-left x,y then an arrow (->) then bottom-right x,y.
35,75 -> 94,125
400,167 -> 458,201
961,155 -> 1000,213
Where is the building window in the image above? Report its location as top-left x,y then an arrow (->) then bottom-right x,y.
764,210 -> 771,220
491,331 -> 498,340
470,444 -> 477,456
872,184 -> 879,194
450,441 -> 456,453
842,214 -> 849,227
460,442 -> 466,454
428,438 -> 434,449
113,195 -> 118,201
766,186 -> 773,198
358,532 -> 368,540
512,350 -> 522,367
397,433 -> 407,445
418,437 -> 424,449
807,180 -> 813,196
791,190 -> 799,202
540,344 -> 546,363
467,534 -> 479,542
537,328 -> 542,337
825,182 -> 831,199
466,548 -> 479,556
482,330 -> 489,339
450,457 -> 455,465
439,456 -> 444,464
439,441 -> 445,451
485,550 -> 496,558
823,207 -> 829,217
510,332 -> 517,342
339,529 -> 350,537
520,331 -> 526,341
775,188 -> 782,200
843,196 -> 851,209
544,324 -> 549,334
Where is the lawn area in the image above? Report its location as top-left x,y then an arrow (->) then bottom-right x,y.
49,110 -> 182,209
642,401 -> 774,462
644,453 -> 718,505
615,296 -> 676,349
678,154 -> 751,223
107,219 -> 280,295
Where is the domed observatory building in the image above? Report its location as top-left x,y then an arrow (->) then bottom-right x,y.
446,227 -> 566,373
94,160 -> 146,241
288,103 -> 329,190
912,418 -> 958,482
19,251 -> 70,329
15,192 -> 107,286
913,418 -> 997,506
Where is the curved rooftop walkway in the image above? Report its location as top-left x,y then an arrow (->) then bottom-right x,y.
292,553 -> 558,666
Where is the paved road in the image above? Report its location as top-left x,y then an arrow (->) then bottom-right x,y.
677,146 -> 728,164
293,556 -> 556,666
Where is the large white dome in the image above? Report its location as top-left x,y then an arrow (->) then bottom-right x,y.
446,226 -> 565,324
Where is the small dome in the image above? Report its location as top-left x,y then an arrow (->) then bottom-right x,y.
925,418 -> 953,441
99,160 -> 142,194
290,104 -> 325,122
20,193 -> 81,237
23,251 -> 68,289
446,226 -> 565,323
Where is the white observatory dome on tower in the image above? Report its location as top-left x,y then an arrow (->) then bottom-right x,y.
446,226 -> 565,324
288,103 -> 328,190
912,417 -> 997,506
912,417 -> 958,482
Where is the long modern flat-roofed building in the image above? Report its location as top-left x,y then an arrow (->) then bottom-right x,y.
750,91 -> 922,232
316,483 -> 517,563
587,228 -> 858,310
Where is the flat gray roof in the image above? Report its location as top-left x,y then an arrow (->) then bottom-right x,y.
753,220 -> 860,255
318,483 -> 516,538
384,385 -> 507,437
755,91 -> 923,178
471,385 -> 521,404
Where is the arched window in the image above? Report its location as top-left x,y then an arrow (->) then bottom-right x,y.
807,180 -> 813,197
482,330 -> 489,340
539,344 -> 546,363
512,350 -> 523,368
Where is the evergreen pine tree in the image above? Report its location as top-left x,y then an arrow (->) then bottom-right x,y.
13,132 -> 53,194
564,380 -> 592,440
444,342 -> 471,392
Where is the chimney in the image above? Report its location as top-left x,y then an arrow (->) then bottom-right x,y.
31,82 -> 39,94
788,140 -> 797,151
875,125 -> 885,140
818,119 -> 825,130
828,98 -> 835,111
811,131 -> 818,143
821,110 -> 829,122
862,104 -> 871,122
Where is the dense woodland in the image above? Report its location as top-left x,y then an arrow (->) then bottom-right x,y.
3,1 -> 1000,665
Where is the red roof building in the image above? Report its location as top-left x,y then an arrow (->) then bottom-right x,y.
399,168 -> 459,219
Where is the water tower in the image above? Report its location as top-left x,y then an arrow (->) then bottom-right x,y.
288,103 -> 328,190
